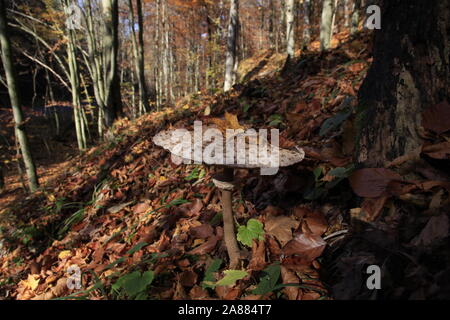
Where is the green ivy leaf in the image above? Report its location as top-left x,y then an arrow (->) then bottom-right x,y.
237,219 -> 265,247
328,165 -> 355,178
252,263 -> 281,295
201,258 -> 223,289
203,270 -> 248,288
114,270 -> 154,298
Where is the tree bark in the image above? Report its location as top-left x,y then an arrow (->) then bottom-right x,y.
128,0 -> 149,115
0,162 -> 4,193
102,0 -> 122,128
320,0 -> 334,51
0,0 -> 39,192
223,0 -> 239,92
351,0 -> 361,34
302,0 -> 311,49
63,0 -> 87,151
286,0 -> 295,58
357,0 -> 449,167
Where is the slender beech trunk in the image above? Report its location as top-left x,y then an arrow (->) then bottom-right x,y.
128,0 -> 149,115
0,0 -> 39,192
330,0 -> 338,38
320,0 -> 334,51
63,0 -> 87,150
351,0 -> 361,34
224,0 -> 239,92
102,0 -> 122,128
344,0 -> 350,27
0,162 -> 4,192
357,0 -> 449,167
286,0 -> 295,58
268,0 -> 275,49
302,0 -> 311,49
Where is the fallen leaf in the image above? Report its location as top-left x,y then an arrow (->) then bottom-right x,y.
190,224 -> 214,239
412,214 -> 449,247
422,142 -> 450,160
264,214 -> 299,246
303,210 -> 328,236
280,266 -> 301,300
422,101 -> 450,134
248,240 -> 266,271
188,235 -> 219,255
283,232 -> 326,263
349,168 -> 402,198
58,250 -> 72,260
22,274 -> 40,291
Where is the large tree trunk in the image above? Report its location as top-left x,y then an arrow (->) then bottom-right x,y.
223,0 -> 239,92
320,0 -> 334,51
357,0 -> 449,167
285,0 -> 295,58
0,0 -> 39,192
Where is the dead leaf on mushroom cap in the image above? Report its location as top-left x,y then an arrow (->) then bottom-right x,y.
283,232 -> 326,263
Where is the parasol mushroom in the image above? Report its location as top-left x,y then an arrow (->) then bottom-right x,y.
153,123 -> 305,269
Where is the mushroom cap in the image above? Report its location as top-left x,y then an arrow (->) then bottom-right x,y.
152,127 -> 305,169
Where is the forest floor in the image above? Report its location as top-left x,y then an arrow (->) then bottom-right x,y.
1,30 -> 449,300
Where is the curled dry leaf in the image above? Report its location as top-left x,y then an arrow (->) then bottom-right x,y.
349,168 -> 402,198
412,214 -> 449,247
280,266 -> 302,300
188,235 -> 219,255
282,232 -> 326,263
190,224 -> 214,239
422,101 -> 450,134
189,285 -> 210,300
179,270 -> 198,287
248,240 -> 266,271
264,214 -> 300,246
303,210 -> 328,236
422,142 -> 450,160
267,236 -> 282,261
359,196 -> 389,222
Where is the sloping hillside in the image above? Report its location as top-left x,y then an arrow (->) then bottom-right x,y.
2,30 -> 448,300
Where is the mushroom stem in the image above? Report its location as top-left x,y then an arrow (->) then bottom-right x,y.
221,187 -> 241,269
213,167 -> 241,269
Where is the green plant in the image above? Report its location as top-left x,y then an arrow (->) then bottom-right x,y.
112,270 -> 154,300
237,219 -> 264,247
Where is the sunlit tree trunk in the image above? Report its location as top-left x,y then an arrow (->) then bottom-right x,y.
357,0 -> 449,166
302,0 -> 311,49
0,0 -> 39,192
62,0 -> 87,151
351,0 -> 361,34
330,0 -> 338,38
344,0 -> 350,28
286,0 -> 295,58
320,0 -> 334,51
224,0 -> 239,92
